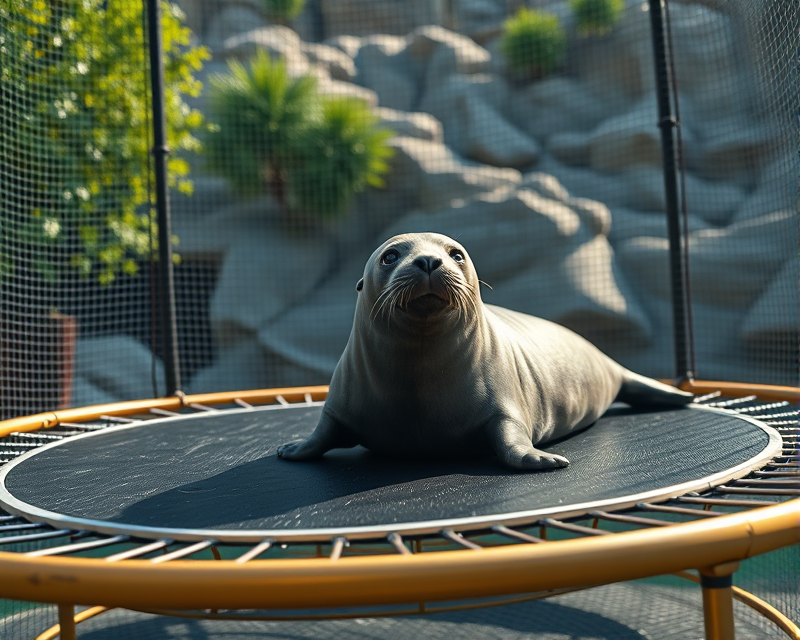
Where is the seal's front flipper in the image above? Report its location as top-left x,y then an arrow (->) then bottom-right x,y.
277,410 -> 358,461
487,419 -> 570,471
617,371 -> 694,407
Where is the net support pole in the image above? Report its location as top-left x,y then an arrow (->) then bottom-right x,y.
647,0 -> 695,383
146,0 -> 182,396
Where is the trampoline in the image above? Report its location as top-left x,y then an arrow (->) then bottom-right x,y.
0,401 -> 785,542
0,384 -> 798,640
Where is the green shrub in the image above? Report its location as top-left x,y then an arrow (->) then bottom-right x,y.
263,0 -> 307,21
570,0 -> 625,36
206,51 -> 318,202
289,97 -> 395,218
500,8 -> 567,78
0,0 -> 208,284
206,52 -> 394,224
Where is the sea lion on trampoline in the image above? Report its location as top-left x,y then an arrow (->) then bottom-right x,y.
278,232 -> 694,471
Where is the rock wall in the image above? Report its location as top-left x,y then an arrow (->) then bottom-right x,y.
77,0 -> 798,403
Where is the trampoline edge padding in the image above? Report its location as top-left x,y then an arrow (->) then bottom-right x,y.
0,403 -> 784,542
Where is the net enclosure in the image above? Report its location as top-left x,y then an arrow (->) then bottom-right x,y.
0,0 -> 797,417
0,0 -> 799,638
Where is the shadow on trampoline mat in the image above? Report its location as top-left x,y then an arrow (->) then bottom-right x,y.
1,583 -> 788,640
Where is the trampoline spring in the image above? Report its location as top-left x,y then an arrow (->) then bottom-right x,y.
304,393 -> 314,405
693,391 -> 722,403
0,441 -> 40,448
151,539 -> 216,563
744,410 -> 799,420
676,496 -> 779,508
636,504 -> 724,518
330,536 -> 350,560
275,395 -> 290,406
57,422 -> 106,430
0,450 -> 24,457
716,486 -> 800,496
587,511 -> 673,528
236,539 -> 275,563
731,478 -> 800,488
189,403 -> 218,412
99,415 -> 141,424
708,395 -> 758,408
9,432 -> 63,440
0,522 -> 46,533
106,539 -> 174,562
0,529 -> 74,546
734,401 -> 791,413
772,421 -> 800,427
386,532 -> 413,555
27,534 -> 130,557
0,514 -> 22,523
234,399 -> 254,409
491,525 -> 544,544
150,408 -> 181,417
440,528 -> 484,549
753,470 -> 800,477
539,519 -> 610,537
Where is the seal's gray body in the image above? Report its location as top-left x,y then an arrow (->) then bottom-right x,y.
278,233 -> 693,470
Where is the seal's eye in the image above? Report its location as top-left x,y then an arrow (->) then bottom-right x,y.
449,249 -> 465,263
381,249 -> 400,265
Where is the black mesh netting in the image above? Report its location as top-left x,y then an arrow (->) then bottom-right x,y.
0,0 -> 798,637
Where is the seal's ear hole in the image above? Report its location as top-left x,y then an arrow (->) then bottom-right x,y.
356,278 -> 363,292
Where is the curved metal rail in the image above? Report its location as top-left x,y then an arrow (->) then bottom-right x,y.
0,382 -> 798,640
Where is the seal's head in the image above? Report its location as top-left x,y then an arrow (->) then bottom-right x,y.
357,233 -> 481,327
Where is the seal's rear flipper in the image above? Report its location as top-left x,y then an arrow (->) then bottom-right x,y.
617,372 -> 695,407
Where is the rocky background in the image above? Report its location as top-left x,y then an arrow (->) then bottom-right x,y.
71,0 -> 798,407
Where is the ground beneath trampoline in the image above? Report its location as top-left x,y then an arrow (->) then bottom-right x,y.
3,582 -> 788,640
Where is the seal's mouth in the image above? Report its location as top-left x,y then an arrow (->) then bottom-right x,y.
405,292 -> 449,315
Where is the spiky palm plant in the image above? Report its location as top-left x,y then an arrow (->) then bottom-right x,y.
206,50 -> 318,207
207,52 -> 394,225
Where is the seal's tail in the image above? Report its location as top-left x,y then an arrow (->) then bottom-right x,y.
617,371 -> 695,406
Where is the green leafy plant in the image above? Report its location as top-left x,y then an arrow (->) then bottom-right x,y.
570,0 -> 625,36
290,97 -> 395,218
263,0 -> 307,22
206,51 -> 394,225
500,8 -> 567,79
0,0 -> 208,284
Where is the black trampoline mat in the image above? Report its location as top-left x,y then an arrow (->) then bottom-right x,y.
0,404 -> 781,541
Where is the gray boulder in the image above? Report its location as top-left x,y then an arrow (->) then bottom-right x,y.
75,336 -> 164,402
487,235 -> 652,350
377,107 -> 443,142
205,5 -> 268,53
70,375 -> 121,408
321,0 -> 445,38
587,98 -> 663,172
741,259 -> 798,344
301,42 -> 357,82
383,136 -> 521,212
354,36 -> 418,111
512,77 -> 614,141
210,223 -> 334,346
222,26 -> 310,77
257,254 -> 366,378
463,96 -> 541,168
732,154 -> 799,223
449,0 -> 507,40
188,338 -> 328,394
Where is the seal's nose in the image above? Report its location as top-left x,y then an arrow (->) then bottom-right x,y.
413,256 -> 442,274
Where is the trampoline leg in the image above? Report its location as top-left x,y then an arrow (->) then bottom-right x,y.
57,603 -> 77,640
700,563 -> 739,640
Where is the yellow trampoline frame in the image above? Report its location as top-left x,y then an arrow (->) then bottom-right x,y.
0,380 -> 798,640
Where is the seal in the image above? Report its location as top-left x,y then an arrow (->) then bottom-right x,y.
277,232 -> 694,471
